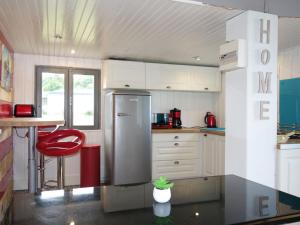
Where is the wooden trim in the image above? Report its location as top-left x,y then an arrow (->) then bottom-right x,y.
0,118 -> 65,127
0,30 -> 13,53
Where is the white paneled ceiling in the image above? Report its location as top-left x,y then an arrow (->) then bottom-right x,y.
279,18 -> 300,51
0,0 -> 243,66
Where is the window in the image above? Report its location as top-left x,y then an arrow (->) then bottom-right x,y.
35,66 -> 100,130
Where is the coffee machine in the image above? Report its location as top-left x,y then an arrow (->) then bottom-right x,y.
170,108 -> 182,128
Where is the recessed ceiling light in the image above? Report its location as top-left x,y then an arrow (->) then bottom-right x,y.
172,0 -> 206,6
54,34 -> 63,39
71,49 -> 76,54
192,56 -> 201,61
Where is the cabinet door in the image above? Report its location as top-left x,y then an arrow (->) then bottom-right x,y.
215,136 -> 225,175
188,66 -> 221,92
202,134 -> 216,176
277,150 -> 300,197
202,134 -> 225,176
146,63 -> 187,91
103,60 -> 146,89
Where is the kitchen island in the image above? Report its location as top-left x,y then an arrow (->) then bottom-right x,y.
10,175 -> 300,225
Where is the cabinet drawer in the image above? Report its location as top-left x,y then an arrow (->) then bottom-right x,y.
152,159 -> 201,180
152,133 -> 200,142
153,142 -> 200,160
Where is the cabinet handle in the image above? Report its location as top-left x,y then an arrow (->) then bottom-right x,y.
174,161 -> 179,165
166,86 -> 171,89
174,143 -> 179,146
204,87 -> 209,90
124,84 -> 130,87
174,136 -> 179,139
204,134 -> 207,137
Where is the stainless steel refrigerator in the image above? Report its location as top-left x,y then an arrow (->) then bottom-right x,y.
104,90 -> 151,185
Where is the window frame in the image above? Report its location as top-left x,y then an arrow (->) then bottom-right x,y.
35,66 -> 100,130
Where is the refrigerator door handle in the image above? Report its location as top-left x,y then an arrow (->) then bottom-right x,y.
117,112 -> 131,117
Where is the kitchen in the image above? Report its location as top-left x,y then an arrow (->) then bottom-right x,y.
1,0 -> 300,224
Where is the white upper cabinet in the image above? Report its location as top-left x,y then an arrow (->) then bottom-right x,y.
188,66 -> 221,92
146,63 -> 220,92
102,60 -> 146,89
103,60 -> 220,92
145,63 -> 188,91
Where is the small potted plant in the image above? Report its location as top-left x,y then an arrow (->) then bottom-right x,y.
153,176 -> 174,203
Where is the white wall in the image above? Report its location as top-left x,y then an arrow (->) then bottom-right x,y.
13,53 -> 223,190
151,90 -> 222,128
13,53 -> 103,190
225,11 -> 278,188
278,46 -> 300,79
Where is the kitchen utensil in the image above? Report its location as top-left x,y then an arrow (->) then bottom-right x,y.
204,112 -> 216,128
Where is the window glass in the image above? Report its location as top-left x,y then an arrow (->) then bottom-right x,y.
72,74 -> 95,126
36,67 -> 100,130
41,72 -> 65,119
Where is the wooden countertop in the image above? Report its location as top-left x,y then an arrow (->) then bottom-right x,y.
152,128 -> 225,136
0,117 -> 65,127
200,130 -> 225,136
152,128 -> 201,133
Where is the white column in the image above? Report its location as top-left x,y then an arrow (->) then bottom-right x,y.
225,11 -> 278,187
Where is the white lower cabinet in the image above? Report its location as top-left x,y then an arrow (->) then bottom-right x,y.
152,132 -> 225,180
277,149 -> 300,225
152,133 -> 202,180
202,133 -> 225,176
277,149 -> 300,197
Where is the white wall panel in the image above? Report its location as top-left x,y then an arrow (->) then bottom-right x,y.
151,91 -> 219,128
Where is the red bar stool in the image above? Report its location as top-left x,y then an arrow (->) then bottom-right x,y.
36,125 -> 59,188
36,129 -> 85,189
26,125 -> 60,188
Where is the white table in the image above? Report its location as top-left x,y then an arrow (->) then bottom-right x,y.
0,117 -> 64,193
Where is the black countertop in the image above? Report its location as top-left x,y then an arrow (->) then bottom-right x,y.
11,175 -> 300,225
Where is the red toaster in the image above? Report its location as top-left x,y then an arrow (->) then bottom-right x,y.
14,104 -> 35,117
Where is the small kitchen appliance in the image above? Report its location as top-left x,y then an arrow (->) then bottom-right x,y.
170,108 -> 182,128
152,113 -> 171,129
204,112 -> 216,128
14,104 -> 35,117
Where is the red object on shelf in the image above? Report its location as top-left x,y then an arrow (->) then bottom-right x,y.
204,112 -> 217,128
36,129 -> 85,157
80,144 -> 100,187
14,104 -> 35,117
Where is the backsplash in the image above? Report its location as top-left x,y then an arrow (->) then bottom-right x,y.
151,91 -> 219,127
